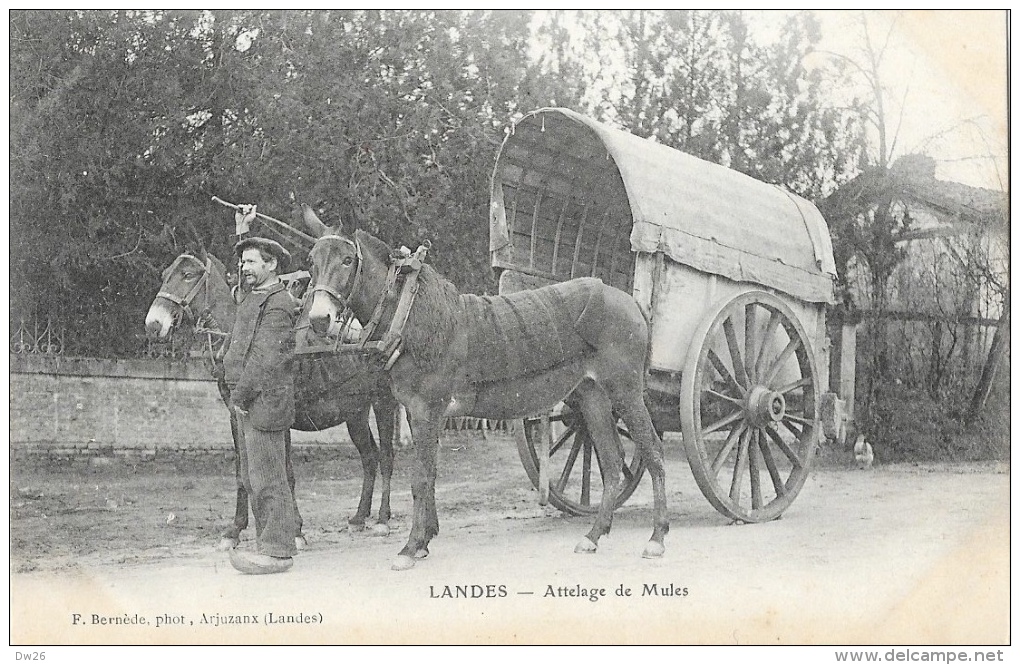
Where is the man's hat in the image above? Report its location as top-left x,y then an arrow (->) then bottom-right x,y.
234,237 -> 292,272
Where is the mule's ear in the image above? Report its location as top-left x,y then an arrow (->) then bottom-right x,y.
355,229 -> 392,257
301,203 -> 336,238
195,245 -> 210,263
183,219 -> 208,256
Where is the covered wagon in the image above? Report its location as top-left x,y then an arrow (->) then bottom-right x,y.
490,108 -> 851,522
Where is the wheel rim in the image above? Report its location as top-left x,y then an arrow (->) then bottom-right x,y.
515,405 -> 646,516
681,291 -> 820,522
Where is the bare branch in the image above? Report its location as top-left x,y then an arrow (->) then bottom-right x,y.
98,221 -> 144,261
813,49 -> 878,88
886,77 -> 913,162
911,114 -> 992,153
873,10 -> 902,64
369,151 -> 415,228
857,12 -> 889,167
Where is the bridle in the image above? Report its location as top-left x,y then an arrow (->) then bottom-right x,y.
307,235 -> 364,312
305,234 -> 429,367
156,254 -> 229,359
156,254 -> 215,322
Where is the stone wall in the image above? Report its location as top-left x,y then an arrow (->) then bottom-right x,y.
9,355 -> 513,464
8,355 -> 356,462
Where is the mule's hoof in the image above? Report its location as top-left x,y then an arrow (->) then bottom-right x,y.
216,537 -> 239,552
391,555 -> 416,571
348,520 -> 367,532
642,541 -> 665,559
573,537 -> 598,554
370,522 -> 390,537
295,535 -> 308,551
413,547 -> 429,560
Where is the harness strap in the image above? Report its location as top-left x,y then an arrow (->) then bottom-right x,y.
359,262 -> 400,348
371,242 -> 431,367
158,255 -> 231,383
156,255 -> 214,320
183,257 -> 213,308
330,309 -> 357,353
155,290 -> 188,307
378,265 -> 425,369
304,238 -> 429,367
157,254 -> 236,383
205,328 -> 217,370
308,283 -> 350,304
318,235 -> 364,306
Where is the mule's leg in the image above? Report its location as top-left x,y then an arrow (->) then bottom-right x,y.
392,401 -> 444,571
345,406 -> 378,529
593,373 -> 669,556
284,429 -> 306,550
219,410 -> 247,550
372,395 -> 399,534
572,380 -> 624,554
596,287 -> 669,557
609,389 -> 669,558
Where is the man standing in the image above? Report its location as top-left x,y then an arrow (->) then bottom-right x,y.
222,205 -> 300,574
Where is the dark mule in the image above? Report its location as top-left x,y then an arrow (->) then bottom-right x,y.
144,250 -> 400,547
303,218 -> 669,570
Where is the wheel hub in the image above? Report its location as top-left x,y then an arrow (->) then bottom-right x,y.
745,385 -> 786,427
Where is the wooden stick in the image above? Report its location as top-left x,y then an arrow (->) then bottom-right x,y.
211,196 -> 317,245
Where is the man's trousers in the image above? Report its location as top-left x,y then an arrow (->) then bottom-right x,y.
236,411 -> 299,558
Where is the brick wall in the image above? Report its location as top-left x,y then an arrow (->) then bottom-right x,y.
9,355 -> 356,462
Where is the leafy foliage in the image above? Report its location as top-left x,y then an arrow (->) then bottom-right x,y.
11,10 -> 860,357
533,10 -> 865,200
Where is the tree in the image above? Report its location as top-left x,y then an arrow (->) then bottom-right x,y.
10,9 -> 869,361
531,11 -> 865,201
10,10 -> 549,356
11,11 -> 217,354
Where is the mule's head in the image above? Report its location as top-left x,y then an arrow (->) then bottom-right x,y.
145,251 -> 218,339
301,205 -> 363,338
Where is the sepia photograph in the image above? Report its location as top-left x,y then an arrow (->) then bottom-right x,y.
8,9 -> 1010,658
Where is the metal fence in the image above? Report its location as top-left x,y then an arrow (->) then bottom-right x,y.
10,316 -> 195,361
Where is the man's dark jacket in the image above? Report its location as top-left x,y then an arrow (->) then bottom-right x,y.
222,281 -> 297,431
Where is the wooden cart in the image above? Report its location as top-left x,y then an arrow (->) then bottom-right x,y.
490,108 -> 852,522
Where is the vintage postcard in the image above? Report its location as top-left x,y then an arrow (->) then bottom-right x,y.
8,9 -> 1009,655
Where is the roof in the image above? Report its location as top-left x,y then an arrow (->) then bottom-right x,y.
823,163 -> 1008,242
905,177 -> 1007,225
490,108 -> 836,304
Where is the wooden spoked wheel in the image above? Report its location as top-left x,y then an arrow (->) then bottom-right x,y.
680,291 -> 821,523
515,405 -> 646,516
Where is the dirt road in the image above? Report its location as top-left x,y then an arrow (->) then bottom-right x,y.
9,432 -> 1010,645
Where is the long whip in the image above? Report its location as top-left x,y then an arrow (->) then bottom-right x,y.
210,195 -> 317,245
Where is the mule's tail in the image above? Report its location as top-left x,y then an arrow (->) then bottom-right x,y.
634,295 -> 655,391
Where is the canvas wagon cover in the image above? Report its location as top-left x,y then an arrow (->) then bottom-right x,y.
490,108 -> 836,304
